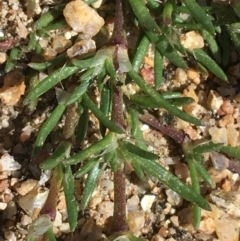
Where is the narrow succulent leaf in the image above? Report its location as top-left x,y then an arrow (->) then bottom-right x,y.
128,70 -> 202,125
132,35 -> 150,72
41,141 -> 71,170
226,23 -> 240,53
193,155 -> 215,188
154,50 -> 163,89
128,107 -> 147,150
129,0 -> 161,33
83,93 -> 124,134
63,165 -> 78,231
129,94 -> 193,108
118,147 -> 146,181
65,70 -> 93,106
104,150 -> 118,172
127,233 -> 148,241
64,132 -> 117,165
33,103 -> 66,157
5,47 -> 20,73
24,63 -> 79,105
121,141 -> 158,160
28,53 -> 66,70
137,158 -> 211,210
193,142 -> 224,154
46,226 -> 57,241
105,57 -> 117,78
192,49 -> 227,81
220,146 -> 240,159
76,105 -> 89,144
182,0 -> 215,34
163,0 -> 173,26
75,158 -> 99,178
186,154 -> 201,229
34,8 -> 63,30
81,162 -> 104,209
200,29 -> 221,63
145,31 -> 188,68
100,83 -> 111,137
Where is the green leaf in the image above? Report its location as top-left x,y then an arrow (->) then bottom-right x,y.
63,165 -> 78,231
33,103 -> 66,157
128,70 -> 202,125
64,132 -> 117,165
46,226 -> 57,241
220,146 -> 240,159
121,141 -> 158,160
137,157 -> 211,210
81,162 -> 104,209
182,0 -> 215,34
41,141 -> 71,170
129,0 -> 161,33
75,158 -> 99,178
193,142 -> 224,154
193,49 -> 227,81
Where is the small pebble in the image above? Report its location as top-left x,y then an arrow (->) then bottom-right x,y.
63,0 -> 104,37
4,231 -> 16,241
207,90 -> 223,111
21,215 -> 32,226
127,211 -> 145,233
14,179 -> 38,196
141,195 -> 155,212
166,189 -> 183,206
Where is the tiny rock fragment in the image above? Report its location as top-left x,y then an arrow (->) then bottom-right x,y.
215,215 -> 239,241
166,189 -> 183,206
59,222 -> 70,233
63,0 -> 104,37
4,231 -> 16,241
0,179 -> 9,192
52,36 -> 72,54
18,187 -> 49,217
183,86 -> 198,102
79,219 -> 102,241
209,126 -> 228,145
186,68 -> 199,80
0,153 -> 21,172
0,71 -> 25,105
181,31 -> 204,49
140,195 -> 155,212
14,179 -> 38,196
221,100 -> 234,115
127,194 -> 140,212
183,102 -> 205,118
140,67 -> 154,86
127,211 -> 145,233
226,124 -> 239,147
175,68 -> 188,85
0,202 -> 7,210
199,217 -> 216,235
21,215 -> 32,226
0,52 -> 7,64
67,39 -> 96,58
2,201 -> 17,219
207,90 -> 223,111
92,0 -> 103,8
97,201 -> 114,219
210,188 -> 240,218
16,16 -> 28,39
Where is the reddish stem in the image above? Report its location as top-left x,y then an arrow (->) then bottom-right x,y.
110,168 -> 129,233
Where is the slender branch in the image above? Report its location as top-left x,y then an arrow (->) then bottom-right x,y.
110,168 -> 129,233
109,0 -> 127,47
